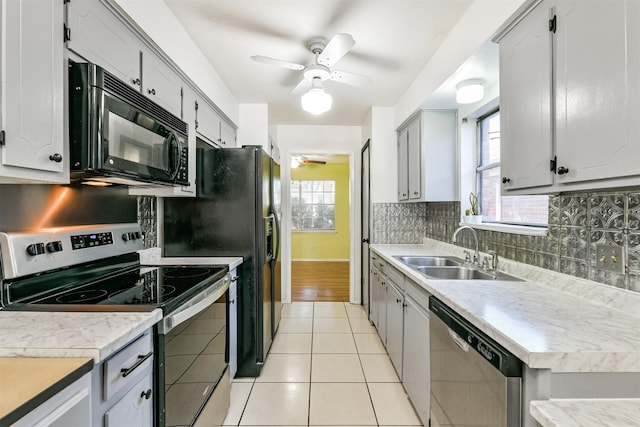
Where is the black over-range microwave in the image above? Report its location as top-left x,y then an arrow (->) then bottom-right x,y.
69,61 -> 189,187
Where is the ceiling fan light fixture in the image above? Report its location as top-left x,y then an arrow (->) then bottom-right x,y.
301,79 -> 332,115
456,79 -> 484,104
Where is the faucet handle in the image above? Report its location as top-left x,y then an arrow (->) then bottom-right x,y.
487,250 -> 498,271
463,250 -> 472,263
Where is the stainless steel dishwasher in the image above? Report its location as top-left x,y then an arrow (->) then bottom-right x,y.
429,297 -> 522,427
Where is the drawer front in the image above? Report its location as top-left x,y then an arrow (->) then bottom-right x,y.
104,373 -> 153,427
384,265 -> 405,292
104,332 -> 153,401
405,278 -> 430,311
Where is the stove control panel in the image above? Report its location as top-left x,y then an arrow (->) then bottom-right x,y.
71,232 -> 113,250
0,223 -> 143,279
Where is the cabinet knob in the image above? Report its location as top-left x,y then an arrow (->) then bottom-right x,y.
396,298 -> 402,304
502,177 -> 511,184
557,166 -> 570,175
147,88 -> 156,95
402,193 -> 407,197
49,153 -> 63,163
413,191 -> 419,195
140,389 -> 152,400
362,238 -> 370,243
132,78 -> 141,86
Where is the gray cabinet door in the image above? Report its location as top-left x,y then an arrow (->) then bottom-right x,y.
1,0 -> 66,181
407,118 -> 421,200
369,266 -> 379,327
104,374 -> 153,427
498,1 -> 553,192
386,281 -> 404,378
67,0 -> 140,89
141,47 -> 183,117
377,276 -> 387,345
397,128 -> 409,201
402,296 -> 430,426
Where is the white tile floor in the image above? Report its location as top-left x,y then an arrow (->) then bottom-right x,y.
220,301 -> 423,427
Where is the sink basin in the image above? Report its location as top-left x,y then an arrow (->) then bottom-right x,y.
394,255 -> 523,281
417,266 -> 495,280
393,255 -> 463,267
415,266 -> 522,281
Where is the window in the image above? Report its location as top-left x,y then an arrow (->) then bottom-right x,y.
291,180 -> 336,230
477,111 -> 548,226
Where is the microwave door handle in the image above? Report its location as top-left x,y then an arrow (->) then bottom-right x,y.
164,132 -> 180,181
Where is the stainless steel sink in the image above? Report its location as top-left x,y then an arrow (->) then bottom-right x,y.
394,255 -> 523,281
417,266 -> 495,280
393,255 -> 463,267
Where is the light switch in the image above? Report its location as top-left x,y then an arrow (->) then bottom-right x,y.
595,244 -> 625,274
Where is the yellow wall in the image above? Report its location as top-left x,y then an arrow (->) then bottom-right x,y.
291,162 -> 350,260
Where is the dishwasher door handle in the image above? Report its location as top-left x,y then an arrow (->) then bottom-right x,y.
448,328 -> 470,352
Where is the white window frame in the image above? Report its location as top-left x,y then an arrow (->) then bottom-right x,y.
290,179 -> 336,232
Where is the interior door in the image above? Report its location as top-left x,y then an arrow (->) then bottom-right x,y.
361,140 -> 371,316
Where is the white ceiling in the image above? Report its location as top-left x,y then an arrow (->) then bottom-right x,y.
164,0 -> 502,126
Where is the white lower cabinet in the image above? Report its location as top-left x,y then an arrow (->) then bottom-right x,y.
385,280 -> 404,379
402,291 -> 430,427
12,373 -> 91,427
369,252 -> 431,427
93,330 -> 154,427
104,374 -> 153,427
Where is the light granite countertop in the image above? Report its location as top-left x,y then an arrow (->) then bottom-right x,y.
0,310 -> 162,362
371,240 -> 640,373
530,399 -> 640,426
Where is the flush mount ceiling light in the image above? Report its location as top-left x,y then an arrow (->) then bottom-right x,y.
456,79 -> 484,104
301,77 -> 333,115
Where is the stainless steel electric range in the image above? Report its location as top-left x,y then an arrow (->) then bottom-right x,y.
0,223 -> 230,427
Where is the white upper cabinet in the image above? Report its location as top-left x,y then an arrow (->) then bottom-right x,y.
498,0 -> 553,191
195,98 -> 236,147
554,0 -> 640,185
66,0 -> 140,89
396,110 -> 457,202
67,0 -> 182,117
0,0 -> 67,183
496,0 -> 640,194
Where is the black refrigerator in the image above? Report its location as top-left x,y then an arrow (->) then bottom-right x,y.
163,145 -> 281,377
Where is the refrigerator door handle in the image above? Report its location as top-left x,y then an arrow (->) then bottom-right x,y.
273,211 -> 281,262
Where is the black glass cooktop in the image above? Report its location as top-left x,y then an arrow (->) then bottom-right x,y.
3,254 -> 228,313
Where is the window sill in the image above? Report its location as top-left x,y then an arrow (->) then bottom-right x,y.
458,221 -> 548,236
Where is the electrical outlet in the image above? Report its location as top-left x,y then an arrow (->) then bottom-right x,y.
595,244 -> 625,274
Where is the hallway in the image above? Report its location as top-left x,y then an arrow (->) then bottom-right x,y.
221,302 -> 422,426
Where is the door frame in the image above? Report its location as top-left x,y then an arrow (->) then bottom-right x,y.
360,139 -> 371,314
280,149 -> 359,304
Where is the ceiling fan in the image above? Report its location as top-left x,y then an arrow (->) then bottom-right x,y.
291,156 -> 327,168
251,33 -> 372,96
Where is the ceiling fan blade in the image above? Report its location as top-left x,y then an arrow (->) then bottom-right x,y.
291,78 -> 312,95
251,55 -> 305,71
317,33 -> 355,67
303,159 -> 327,165
330,70 -> 372,87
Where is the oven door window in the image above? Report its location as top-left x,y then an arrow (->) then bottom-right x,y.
102,95 -> 176,181
163,292 -> 228,426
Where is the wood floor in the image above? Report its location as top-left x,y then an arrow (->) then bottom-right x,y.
291,261 -> 350,302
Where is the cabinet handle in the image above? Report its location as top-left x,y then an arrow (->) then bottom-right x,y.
230,299 -> 235,304
140,389 -> 152,400
396,298 -> 402,304
231,276 -> 239,282
132,78 -> 141,86
557,166 -> 569,175
413,191 -> 419,195
402,303 -> 407,308
402,193 -> 407,197
49,153 -> 63,163
147,88 -> 156,95
502,177 -> 511,184
121,352 -> 153,377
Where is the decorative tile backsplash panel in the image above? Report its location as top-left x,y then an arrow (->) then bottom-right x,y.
137,196 -> 157,249
410,191 -> 640,292
371,203 -> 428,244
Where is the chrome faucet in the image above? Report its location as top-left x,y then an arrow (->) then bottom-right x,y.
452,225 -> 479,265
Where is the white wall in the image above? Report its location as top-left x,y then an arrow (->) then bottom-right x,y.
276,125 -> 363,304
113,0 -> 239,124
370,107 -> 396,203
394,0 -> 525,127
238,103 -> 269,153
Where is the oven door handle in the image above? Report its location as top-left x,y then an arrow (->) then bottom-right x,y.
164,276 -> 230,332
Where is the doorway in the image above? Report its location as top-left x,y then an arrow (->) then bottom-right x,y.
289,153 -> 351,302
